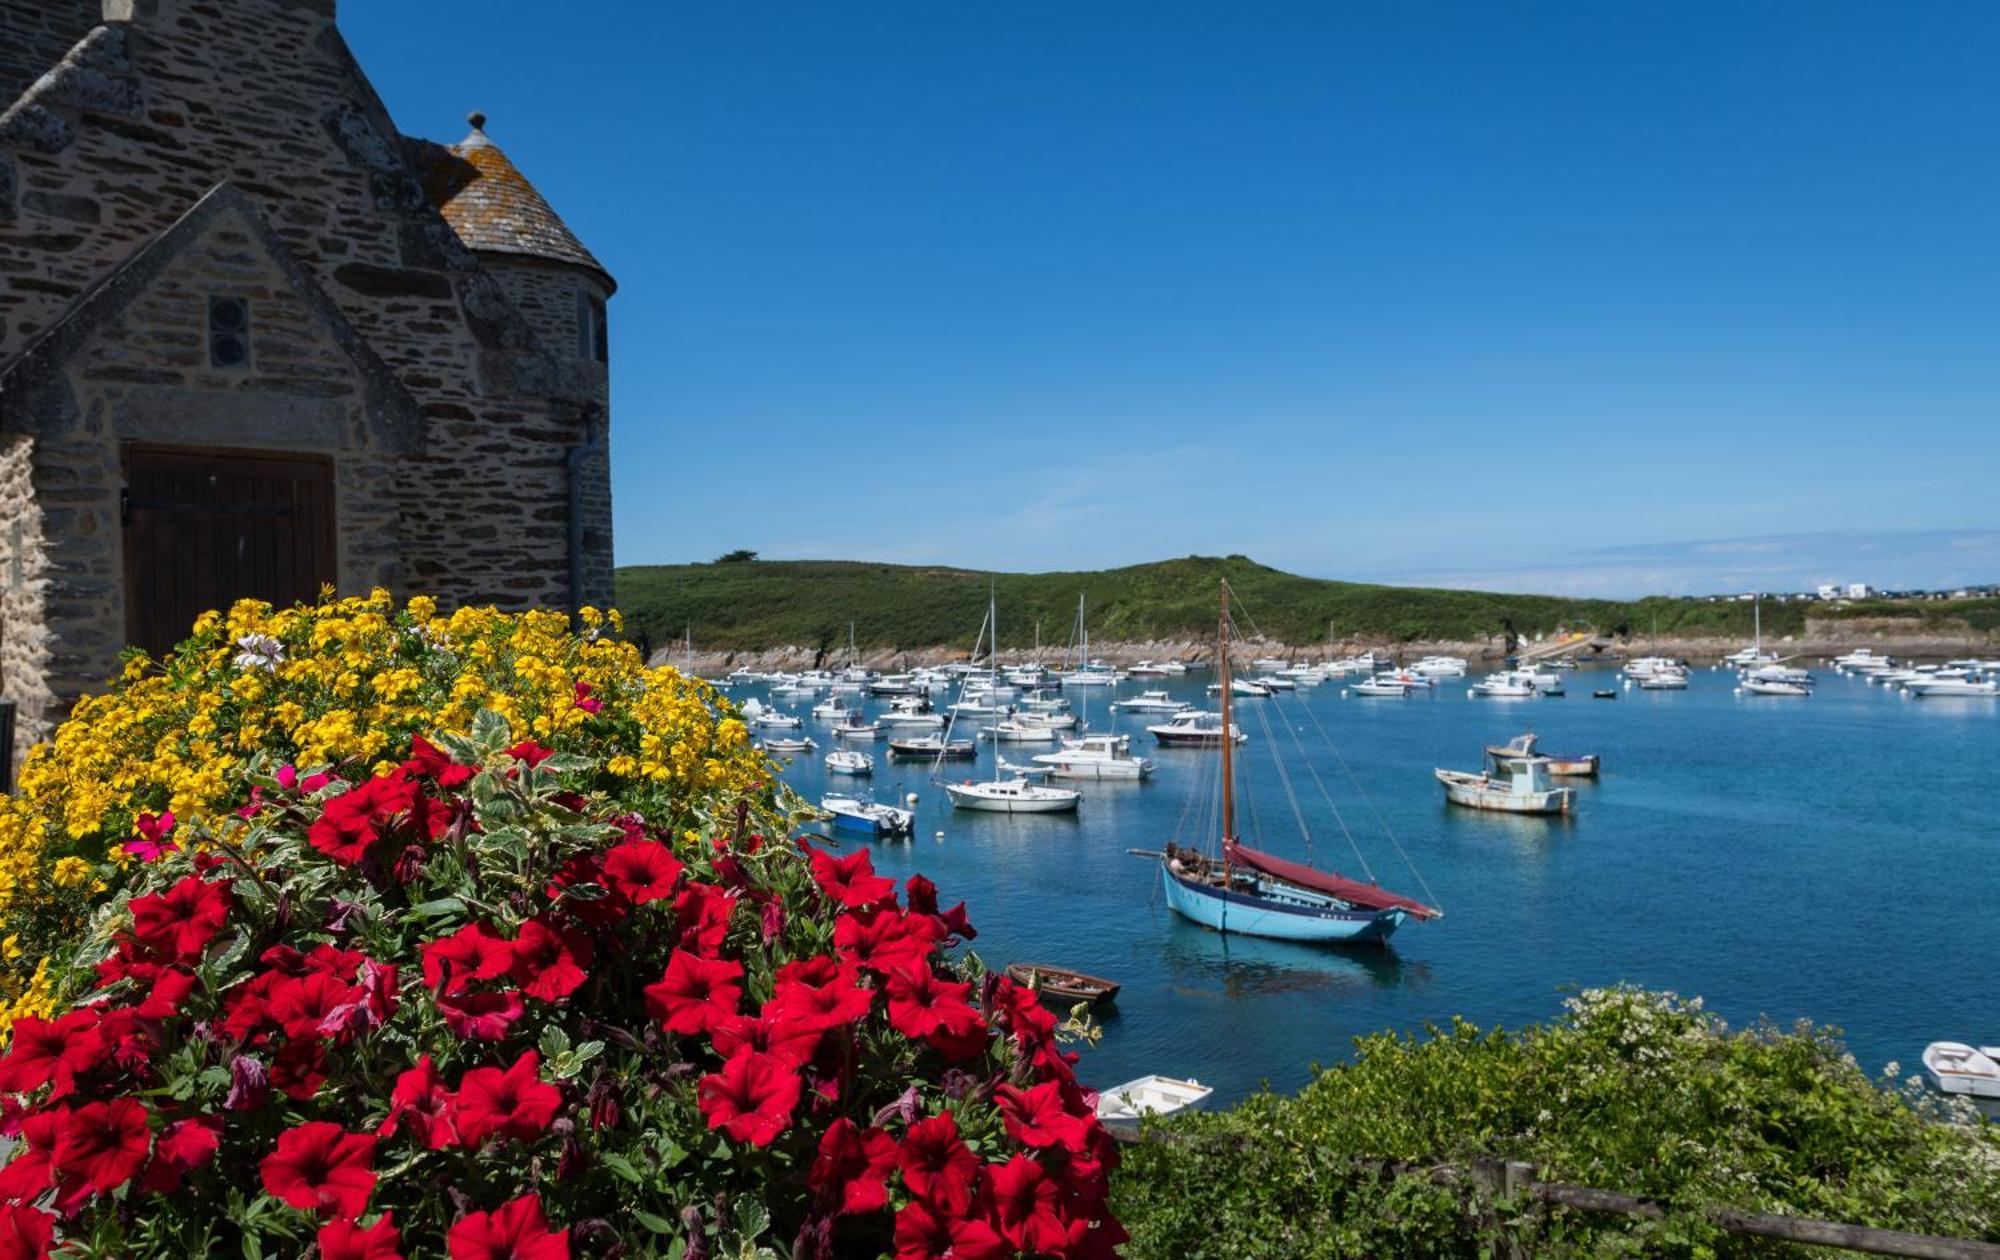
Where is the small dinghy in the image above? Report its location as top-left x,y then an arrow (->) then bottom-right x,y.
760,736 -> 817,755
1005,963 -> 1121,1007
752,709 -> 804,730
832,717 -> 884,740
820,794 -> 914,838
825,749 -> 874,776
1592,689 -> 1618,700
1923,1042 -> 2000,1098
1094,1075 -> 1214,1137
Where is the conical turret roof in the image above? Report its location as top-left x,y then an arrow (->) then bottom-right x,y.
422,113 -> 614,292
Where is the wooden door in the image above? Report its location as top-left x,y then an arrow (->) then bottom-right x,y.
122,446 -> 336,656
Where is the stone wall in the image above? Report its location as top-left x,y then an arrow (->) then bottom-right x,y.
0,1 -> 103,108
0,433 -> 51,764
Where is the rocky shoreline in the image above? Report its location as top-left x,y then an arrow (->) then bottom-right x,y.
650,625 -> 1996,674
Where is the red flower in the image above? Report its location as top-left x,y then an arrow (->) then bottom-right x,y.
447,1194 -> 569,1260
51,1097 -> 151,1196
600,839 -> 683,904
455,1051 -> 560,1147
504,741 -> 555,769
308,771 -> 445,866
807,845 -> 897,909
995,1080 -> 1089,1153
131,967 -> 199,1022
319,1212 -> 405,1260
892,1198 -> 1006,1260
884,965 -> 988,1059
643,951 -> 743,1036
572,681 -> 604,714
696,1051 -> 800,1147
421,925 -> 515,996
545,853 -> 631,928
129,875 -> 231,964
834,908 -> 941,975
899,1112 -> 981,1216
808,1118 -> 899,1216
673,882 -> 736,955
380,1056 -> 459,1150
137,1115 -> 220,1193
905,874 -> 977,941
509,917 -> 592,1003
986,1154 -> 1069,1255
403,735 -> 474,788
437,990 -> 526,1041
767,964 -> 875,1032
125,810 -> 178,862
0,1011 -> 106,1098
710,1010 -> 822,1067
272,1039 -> 331,1101
259,1122 -> 377,1218
0,1205 -> 54,1260
267,971 -> 363,1043
0,1112 -> 59,1205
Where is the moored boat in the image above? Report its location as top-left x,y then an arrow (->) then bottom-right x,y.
1483,733 -> 1598,778
1113,690 -> 1188,713
943,777 -> 1081,813
1005,963 -> 1121,1006
1148,709 -> 1245,747
1032,734 -> 1154,780
825,749 -> 874,776
760,736 -> 817,754
1435,750 -> 1572,814
820,794 -> 914,838
1094,1075 -> 1213,1137
889,735 -> 977,759
1923,1042 -> 2000,1098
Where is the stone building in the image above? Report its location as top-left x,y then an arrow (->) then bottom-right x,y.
0,0 -> 616,759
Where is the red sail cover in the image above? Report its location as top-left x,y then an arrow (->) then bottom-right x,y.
1225,842 -> 1442,920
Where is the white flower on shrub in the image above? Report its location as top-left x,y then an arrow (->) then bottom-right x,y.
232,633 -> 285,671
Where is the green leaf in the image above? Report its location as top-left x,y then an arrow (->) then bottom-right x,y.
633,1209 -> 677,1235
406,897 -> 468,920
600,1152 -> 645,1185
539,1025 -> 573,1058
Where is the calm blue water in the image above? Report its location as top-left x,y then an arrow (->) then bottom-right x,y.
747,666 -> 2000,1104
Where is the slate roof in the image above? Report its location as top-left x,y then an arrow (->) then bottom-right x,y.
417,114 -> 614,291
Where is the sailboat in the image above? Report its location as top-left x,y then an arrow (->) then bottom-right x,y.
1725,595 -> 1780,669
1147,582 -> 1441,946
936,589 -> 1081,814
1054,593 -> 1117,686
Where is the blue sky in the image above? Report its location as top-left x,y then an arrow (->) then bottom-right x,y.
344,2 -> 2000,597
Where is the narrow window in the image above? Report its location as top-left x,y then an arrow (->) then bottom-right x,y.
208,296 -> 251,369
575,288 -> 593,360
590,296 -> 608,365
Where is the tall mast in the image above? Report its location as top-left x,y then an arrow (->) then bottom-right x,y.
1219,581 -> 1235,846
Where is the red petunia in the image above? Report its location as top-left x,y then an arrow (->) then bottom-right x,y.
834,908 -> 941,975
267,971 -> 363,1043
437,990 -> 525,1041
125,810 -> 178,863
986,1154 -> 1069,1255
884,965 -> 988,1059
260,1122 -> 377,1218
892,1198 -> 1006,1260
808,1118 -> 899,1216
899,1112 -> 981,1216
308,771 -> 446,866
673,882 -> 736,956
571,681 -> 604,714
421,925 -> 515,996
643,951 -> 743,1037
455,1051 -> 560,1147
51,1097 -> 151,1197
129,875 -> 231,964
995,1080 -> 1090,1153
710,1010 -> 821,1068
403,735 -> 474,788
447,1193 -> 569,1260
137,1115 -> 221,1193
767,964 -> 875,1032
0,1204 -> 55,1260
504,741 -> 555,769
509,917 -> 592,1003
600,839 -> 683,904
380,1056 -> 459,1151
0,1112 -> 60,1205
0,1011 -> 106,1098
319,1212 -> 405,1260
272,1038 -> 331,1101
696,1051 -> 800,1147
131,967 -> 199,1023
807,845 -> 897,909
905,874 -> 977,941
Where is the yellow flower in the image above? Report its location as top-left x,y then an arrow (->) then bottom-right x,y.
50,857 -> 90,888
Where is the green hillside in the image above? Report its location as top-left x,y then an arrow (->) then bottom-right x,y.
611,555 -> 1861,655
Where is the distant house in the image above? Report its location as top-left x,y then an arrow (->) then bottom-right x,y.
1,0 -> 616,761
1816,583 -> 1841,601
1845,583 -> 1873,600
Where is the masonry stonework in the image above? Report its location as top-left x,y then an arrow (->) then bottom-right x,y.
0,0 -> 618,761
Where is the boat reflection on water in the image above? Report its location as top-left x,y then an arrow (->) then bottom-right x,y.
1156,915 -> 1425,1001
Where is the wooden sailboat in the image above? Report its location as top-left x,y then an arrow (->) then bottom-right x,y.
1151,583 -> 1441,946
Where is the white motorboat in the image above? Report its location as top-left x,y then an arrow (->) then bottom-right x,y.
811,697 -> 851,721
1128,660 -> 1172,676
831,717 -> 884,740
943,777 -> 1081,813
1905,676 -> 1999,697
1833,648 -> 1893,671
821,794 -> 914,838
1413,655 -> 1469,678
1740,677 -> 1810,697
1032,735 -> 1155,781
1251,657 -> 1289,671
1469,674 -> 1537,698
1012,709 -> 1076,729
752,709 -> 804,730
1017,690 -> 1070,714
1624,655 -> 1683,679
1435,752 -> 1573,815
1251,674 -> 1297,691
1742,664 -> 1812,684
1113,690 -> 1189,713
949,698 -> 1004,716
1148,710 -> 1246,746
983,720 -> 1057,744
759,736 -> 816,755
1923,1042 -> 2000,1098
1634,665 -> 1690,689
1207,678 -> 1272,697
825,749 -> 874,776
1094,1075 -> 1214,1137
1349,676 -> 1413,697
888,734 -> 976,759
880,710 -> 945,729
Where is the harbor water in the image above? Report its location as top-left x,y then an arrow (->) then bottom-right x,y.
746,666 -> 2000,1104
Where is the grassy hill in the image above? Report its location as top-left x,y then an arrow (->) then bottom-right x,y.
610,555 -> 1908,655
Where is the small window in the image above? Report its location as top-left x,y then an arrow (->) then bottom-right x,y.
590,297 -> 608,365
576,289 -> 609,365
208,296 -> 251,369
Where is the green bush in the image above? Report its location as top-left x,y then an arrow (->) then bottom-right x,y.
1110,987 -> 2000,1258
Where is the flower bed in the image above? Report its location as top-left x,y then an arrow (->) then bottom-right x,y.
0,595 -> 1122,1257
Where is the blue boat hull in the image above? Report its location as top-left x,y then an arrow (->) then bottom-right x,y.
1161,866 -> 1406,945
830,811 -> 888,836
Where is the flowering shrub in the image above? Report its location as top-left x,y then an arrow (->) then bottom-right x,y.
0,592 -> 761,1026
0,707 -> 1123,1256
0,595 -> 1122,1256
